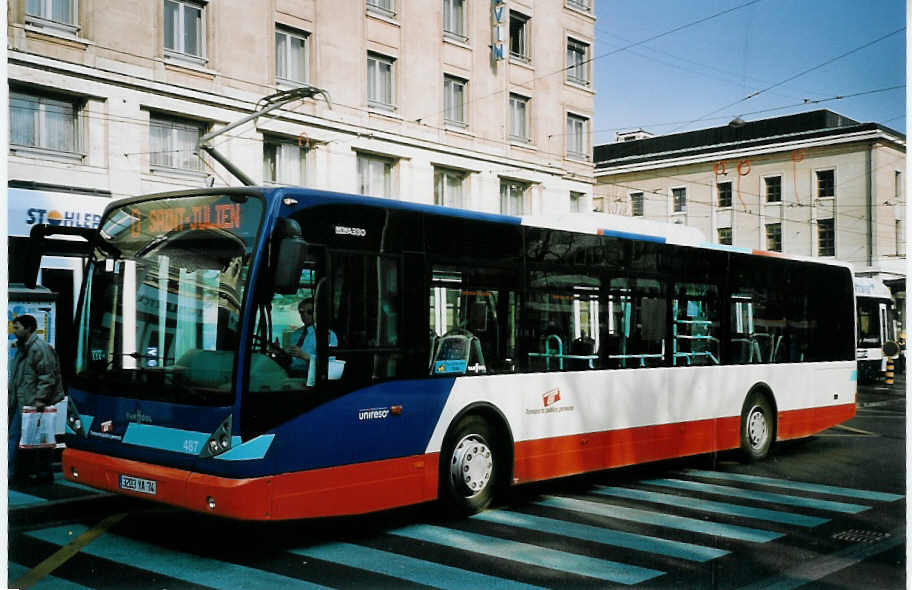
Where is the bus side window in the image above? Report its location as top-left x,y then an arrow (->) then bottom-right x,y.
673,282 -> 721,366
603,278 -> 665,369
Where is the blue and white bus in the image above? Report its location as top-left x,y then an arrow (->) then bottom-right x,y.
33,187 -> 857,520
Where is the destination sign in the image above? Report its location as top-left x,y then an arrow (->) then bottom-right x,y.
130,203 -> 242,236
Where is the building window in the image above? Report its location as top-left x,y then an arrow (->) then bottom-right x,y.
570,191 -> 585,213
10,90 -> 79,155
500,179 -> 528,215
896,171 -> 903,200
275,27 -> 308,85
26,0 -> 78,34
717,181 -> 732,208
672,187 -> 687,213
263,137 -> 306,185
366,0 -> 395,18
566,38 -> 590,86
630,192 -> 644,217
509,12 -> 530,62
357,153 -> 394,198
150,114 -> 204,172
443,0 -> 466,41
817,218 -> 835,256
765,223 -> 782,252
566,0 -> 591,11
434,167 -> 466,209
765,176 -> 782,203
718,227 -> 732,245
817,169 -> 835,198
164,0 -> 205,62
444,75 -> 467,127
897,219 -> 905,257
566,114 -> 589,160
509,94 -> 529,142
367,53 -> 395,110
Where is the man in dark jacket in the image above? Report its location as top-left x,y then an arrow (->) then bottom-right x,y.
9,314 -> 64,483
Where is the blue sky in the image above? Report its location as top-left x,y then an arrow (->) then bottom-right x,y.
591,0 -> 906,145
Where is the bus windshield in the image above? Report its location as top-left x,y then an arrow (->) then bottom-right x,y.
74,193 -> 264,404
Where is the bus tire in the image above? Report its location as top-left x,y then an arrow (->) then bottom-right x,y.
440,415 -> 498,516
740,392 -> 775,461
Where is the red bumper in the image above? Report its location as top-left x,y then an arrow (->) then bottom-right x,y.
63,448 -> 440,520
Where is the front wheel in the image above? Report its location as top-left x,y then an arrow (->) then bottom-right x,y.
440,415 -> 498,515
740,393 -> 774,461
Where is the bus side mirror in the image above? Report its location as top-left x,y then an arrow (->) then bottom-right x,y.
883,340 -> 900,358
274,238 -> 311,294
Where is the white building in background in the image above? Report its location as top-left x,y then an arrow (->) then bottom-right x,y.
593,110 -> 906,322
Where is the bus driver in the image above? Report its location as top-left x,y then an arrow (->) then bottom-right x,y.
287,298 -> 337,384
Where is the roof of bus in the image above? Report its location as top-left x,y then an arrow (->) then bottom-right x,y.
106,186 -> 855,271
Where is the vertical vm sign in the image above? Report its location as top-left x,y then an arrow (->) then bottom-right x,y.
491,0 -> 506,62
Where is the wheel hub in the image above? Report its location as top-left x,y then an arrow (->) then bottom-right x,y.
450,435 -> 493,497
747,406 -> 769,449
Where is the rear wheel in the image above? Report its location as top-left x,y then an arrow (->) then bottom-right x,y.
740,393 -> 774,461
440,415 -> 497,515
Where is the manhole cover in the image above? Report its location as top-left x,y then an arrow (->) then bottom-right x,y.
831,529 -> 891,544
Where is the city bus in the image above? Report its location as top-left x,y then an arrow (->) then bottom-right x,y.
31,187 -> 857,520
854,277 -> 899,381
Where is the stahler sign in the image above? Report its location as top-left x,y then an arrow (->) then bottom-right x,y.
491,0 -> 506,61
8,188 -> 108,237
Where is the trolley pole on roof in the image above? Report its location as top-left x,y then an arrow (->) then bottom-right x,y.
198,85 -> 332,186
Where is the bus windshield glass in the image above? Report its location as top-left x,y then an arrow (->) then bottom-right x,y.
74,193 -> 264,404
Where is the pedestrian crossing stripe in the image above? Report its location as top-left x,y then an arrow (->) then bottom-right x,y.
594,486 -> 828,528
7,562 -> 93,590
473,509 -> 729,562
390,524 -> 665,585
26,524 -> 331,590
9,489 -> 46,507
291,542 -> 546,590
679,469 -> 904,502
643,479 -> 869,514
538,495 -> 783,543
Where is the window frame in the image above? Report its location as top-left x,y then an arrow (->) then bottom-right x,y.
275,26 -> 310,86
263,135 -> 308,186
149,113 -> 206,173
366,0 -> 396,19
500,179 -> 529,216
443,75 -> 468,128
817,218 -> 835,257
357,152 -> 396,198
565,0 -> 591,12
672,186 -> 687,213
816,169 -> 835,199
765,222 -> 782,252
509,11 -> 531,63
764,175 -> 782,203
508,93 -> 530,143
566,37 -> 590,87
443,0 -> 467,41
434,166 -> 468,209
9,89 -> 84,159
630,191 -> 644,217
565,113 -> 589,161
25,0 -> 79,35
717,181 -> 732,208
163,0 -> 206,64
717,227 -> 733,245
367,52 -> 396,111
570,191 -> 585,213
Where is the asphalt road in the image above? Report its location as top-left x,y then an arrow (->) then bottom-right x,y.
7,375 -> 906,589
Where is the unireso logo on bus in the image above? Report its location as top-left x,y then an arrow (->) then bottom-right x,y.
358,407 -> 389,421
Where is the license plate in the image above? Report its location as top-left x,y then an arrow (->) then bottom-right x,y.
119,474 -> 157,495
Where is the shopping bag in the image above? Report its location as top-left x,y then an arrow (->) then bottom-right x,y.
19,406 -> 58,449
